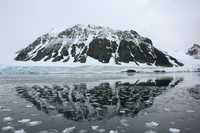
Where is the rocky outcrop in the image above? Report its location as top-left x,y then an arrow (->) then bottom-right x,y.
187,44 -> 200,59
15,24 -> 183,67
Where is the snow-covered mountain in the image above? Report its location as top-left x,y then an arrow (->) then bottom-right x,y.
187,44 -> 200,59
15,24 -> 183,67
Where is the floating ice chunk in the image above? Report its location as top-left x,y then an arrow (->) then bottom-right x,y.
109,130 -> 118,133
144,130 -> 158,133
119,110 -> 125,113
3,116 -> 14,122
25,104 -> 33,108
14,129 -> 26,133
145,121 -> 159,128
120,119 -> 129,127
98,129 -> 106,133
186,110 -> 195,113
164,108 -> 171,112
169,128 -> 180,133
1,126 -> 14,131
62,126 -> 76,133
27,121 -> 42,126
18,119 -> 31,124
91,125 -> 99,130
79,129 -> 87,133
55,114 -> 63,117
145,100 -> 152,104
2,108 -> 12,112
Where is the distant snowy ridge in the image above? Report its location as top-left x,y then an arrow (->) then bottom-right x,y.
187,44 -> 200,59
15,24 -> 183,67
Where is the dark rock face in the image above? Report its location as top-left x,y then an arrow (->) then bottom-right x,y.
187,44 -> 200,59
87,38 -> 117,63
15,24 -> 183,67
15,78 -> 181,121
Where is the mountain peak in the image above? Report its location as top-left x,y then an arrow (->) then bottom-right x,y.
187,44 -> 200,59
15,24 -> 183,67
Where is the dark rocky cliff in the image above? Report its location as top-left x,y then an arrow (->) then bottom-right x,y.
15,24 -> 183,67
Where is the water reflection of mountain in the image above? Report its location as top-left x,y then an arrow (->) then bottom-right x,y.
16,77 -> 183,121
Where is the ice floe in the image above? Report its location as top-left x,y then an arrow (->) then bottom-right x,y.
3,116 -> 14,122
18,119 -> 31,124
25,104 -> 33,108
91,125 -> 99,130
119,110 -> 126,114
109,130 -> 118,133
164,108 -> 171,112
27,121 -> 42,126
14,129 -> 26,133
98,129 -> 106,133
169,128 -> 181,133
144,130 -> 158,133
62,126 -> 76,133
145,121 -> 159,128
79,129 -> 87,133
1,126 -> 14,131
186,110 -> 195,113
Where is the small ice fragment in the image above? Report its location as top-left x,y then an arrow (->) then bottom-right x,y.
120,110 -> 125,113
169,128 -> 180,133
186,110 -> 195,113
145,121 -> 159,128
27,121 -> 42,126
14,129 -> 26,133
120,119 -> 129,127
3,116 -> 14,122
1,126 -> 14,131
91,125 -> 99,130
79,129 -> 87,133
25,104 -> 33,108
145,100 -> 152,104
62,126 -> 76,133
55,114 -> 63,117
109,130 -> 118,133
49,105 -> 55,109
144,130 -> 158,133
18,119 -> 31,124
2,108 -> 12,112
98,129 -> 106,133
164,108 -> 171,112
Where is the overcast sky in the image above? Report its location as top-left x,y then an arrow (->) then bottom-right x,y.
0,0 -> 200,64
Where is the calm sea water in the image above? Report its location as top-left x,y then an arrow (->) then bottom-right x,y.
0,72 -> 200,133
